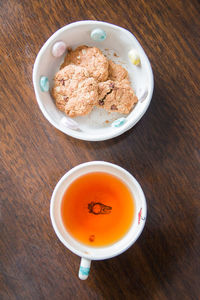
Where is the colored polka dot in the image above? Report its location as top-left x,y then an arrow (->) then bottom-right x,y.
90,28 -> 107,41
52,41 -> 67,57
40,76 -> 49,92
111,117 -> 126,127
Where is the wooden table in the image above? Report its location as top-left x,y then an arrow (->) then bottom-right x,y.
1,0 -> 199,299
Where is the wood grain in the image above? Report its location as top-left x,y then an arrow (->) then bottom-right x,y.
0,0 -> 200,299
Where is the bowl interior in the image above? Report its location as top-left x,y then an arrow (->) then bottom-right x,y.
33,21 -> 153,141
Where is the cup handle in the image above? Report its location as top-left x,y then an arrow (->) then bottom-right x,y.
78,257 -> 91,280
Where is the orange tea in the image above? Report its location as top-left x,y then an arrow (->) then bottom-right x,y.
61,172 -> 135,247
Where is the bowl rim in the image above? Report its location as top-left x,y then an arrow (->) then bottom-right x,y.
33,20 -> 154,141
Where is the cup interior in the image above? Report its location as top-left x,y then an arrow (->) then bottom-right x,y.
33,20 -> 154,141
50,161 -> 147,260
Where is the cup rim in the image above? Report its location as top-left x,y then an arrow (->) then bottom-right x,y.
50,161 -> 147,260
33,20 -> 154,141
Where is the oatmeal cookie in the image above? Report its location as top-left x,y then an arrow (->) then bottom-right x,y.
108,60 -> 129,82
52,64 -> 98,117
98,80 -> 138,114
61,45 -> 108,82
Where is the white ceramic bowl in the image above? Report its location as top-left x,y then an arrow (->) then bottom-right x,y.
33,20 -> 154,141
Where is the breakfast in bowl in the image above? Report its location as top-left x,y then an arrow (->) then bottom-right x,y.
33,21 -> 153,141
52,45 -> 138,118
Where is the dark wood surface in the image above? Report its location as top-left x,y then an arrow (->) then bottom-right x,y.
1,0 -> 200,299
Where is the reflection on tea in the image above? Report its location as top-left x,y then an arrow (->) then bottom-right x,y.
61,172 -> 135,247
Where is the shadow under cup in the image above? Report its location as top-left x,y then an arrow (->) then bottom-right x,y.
50,161 -> 147,279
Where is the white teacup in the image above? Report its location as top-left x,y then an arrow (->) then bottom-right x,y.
50,161 -> 147,280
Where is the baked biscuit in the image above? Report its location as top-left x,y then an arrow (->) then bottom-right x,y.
61,46 -> 108,82
98,80 -> 138,114
52,64 -> 98,117
108,60 -> 129,82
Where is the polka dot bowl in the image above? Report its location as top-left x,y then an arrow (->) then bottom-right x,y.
33,20 -> 154,141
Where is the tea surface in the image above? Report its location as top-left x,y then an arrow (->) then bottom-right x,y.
61,172 -> 135,247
